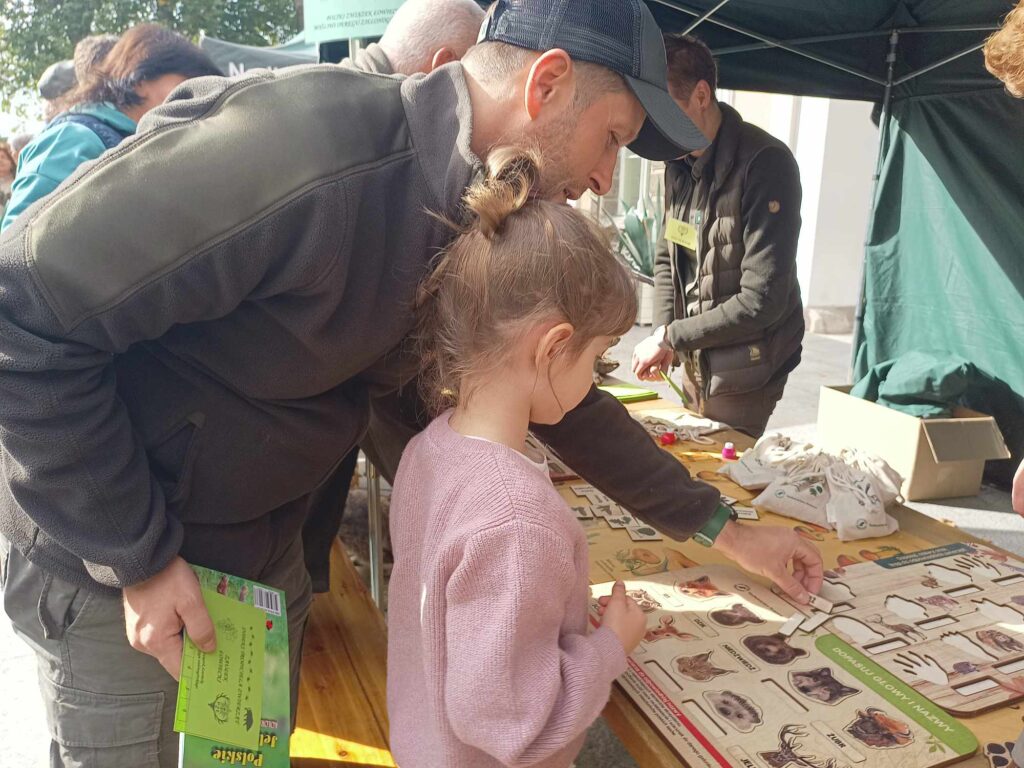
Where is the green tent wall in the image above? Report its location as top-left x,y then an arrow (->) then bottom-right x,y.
858,90 -> 1024,462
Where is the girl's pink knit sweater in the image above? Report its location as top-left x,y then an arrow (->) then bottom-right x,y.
387,413 -> 627,768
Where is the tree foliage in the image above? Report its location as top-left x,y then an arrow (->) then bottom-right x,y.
0,0 -> 301,109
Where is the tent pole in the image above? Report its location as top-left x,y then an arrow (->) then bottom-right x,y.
648,0 -> 884,85
875,32 -> 898,178
682,0 -> 733,35
852,29 -> 899,379
714,24 -> 997,56
892,41 -> 988,86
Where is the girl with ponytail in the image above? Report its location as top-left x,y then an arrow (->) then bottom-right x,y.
386,148 -> 647,768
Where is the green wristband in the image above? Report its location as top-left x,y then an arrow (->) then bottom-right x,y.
693,503 -> 736,547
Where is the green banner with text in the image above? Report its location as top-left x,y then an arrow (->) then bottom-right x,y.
303,0 -> 404,43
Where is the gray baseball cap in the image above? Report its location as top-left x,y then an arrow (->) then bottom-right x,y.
478,0 -> 708,160
38,59 -> 77,100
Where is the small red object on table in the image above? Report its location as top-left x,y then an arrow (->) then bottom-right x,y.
659,431 -> 678,446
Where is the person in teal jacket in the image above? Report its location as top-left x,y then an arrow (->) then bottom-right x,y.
1,24 -> 219,231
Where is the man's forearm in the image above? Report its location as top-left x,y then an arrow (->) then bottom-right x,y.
532,386 -> 720,539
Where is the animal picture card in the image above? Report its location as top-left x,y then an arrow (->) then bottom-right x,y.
590,565 -> 977,768
777,542 -> 1024,717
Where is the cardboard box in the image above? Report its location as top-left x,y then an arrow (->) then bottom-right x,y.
817,385 -> 1011,501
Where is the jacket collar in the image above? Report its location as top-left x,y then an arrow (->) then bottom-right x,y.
68,101 -> 138,134
401,63 -> 480,223
350,43 -> 395,76
709,102 -> 743,193
665,102 -> 742,194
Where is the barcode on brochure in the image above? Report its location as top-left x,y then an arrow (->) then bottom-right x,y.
253,585 -> 281,616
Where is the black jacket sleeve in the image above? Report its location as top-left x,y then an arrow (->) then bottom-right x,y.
362,358 -> 722,540
653,163 -> 682,330
532,387 -> 720,539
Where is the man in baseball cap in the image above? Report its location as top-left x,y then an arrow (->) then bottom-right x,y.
0,2 -> 820,764
479,0 -> 708,160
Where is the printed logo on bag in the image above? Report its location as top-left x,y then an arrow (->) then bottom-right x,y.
749,345 -> 762,362
768,200 -> 781,213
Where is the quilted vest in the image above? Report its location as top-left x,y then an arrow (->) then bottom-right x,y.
666,103 -> 804,383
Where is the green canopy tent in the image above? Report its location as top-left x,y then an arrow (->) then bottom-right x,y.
645,0 -> 1024,471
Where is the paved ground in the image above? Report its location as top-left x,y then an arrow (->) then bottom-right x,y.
1,330 -> 1020,767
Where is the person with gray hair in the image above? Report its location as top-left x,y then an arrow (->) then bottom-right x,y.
342,0 -> 485,76
37,59 -> 76,121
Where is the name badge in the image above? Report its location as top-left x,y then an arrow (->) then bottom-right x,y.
664,217 -> 698,250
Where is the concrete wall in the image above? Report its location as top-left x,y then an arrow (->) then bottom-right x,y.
801,99 -> 879,333
727,93 -> 878,333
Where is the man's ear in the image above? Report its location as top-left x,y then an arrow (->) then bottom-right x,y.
694,80 -> 713,111
534,322 -> 575,370
430,47 -> 458,71
524,49 -> 574,121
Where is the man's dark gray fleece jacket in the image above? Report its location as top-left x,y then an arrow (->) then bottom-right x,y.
0,63 -> 720,594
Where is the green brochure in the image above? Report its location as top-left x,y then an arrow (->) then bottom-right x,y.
175,587 -> 265,750
177,566 -> 290,767
598,382 -> 660,403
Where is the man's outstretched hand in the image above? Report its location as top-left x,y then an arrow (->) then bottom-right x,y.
122,556 -> 216,679
712,520 -> 823,604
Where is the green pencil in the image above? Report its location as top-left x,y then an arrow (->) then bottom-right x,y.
659,369 -> 691,406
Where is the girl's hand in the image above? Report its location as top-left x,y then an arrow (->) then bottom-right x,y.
597,580 -> 647,654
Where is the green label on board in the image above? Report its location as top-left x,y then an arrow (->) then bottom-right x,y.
816,634 -> 977,755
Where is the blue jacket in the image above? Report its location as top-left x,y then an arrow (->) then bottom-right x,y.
0,103 -> 136,231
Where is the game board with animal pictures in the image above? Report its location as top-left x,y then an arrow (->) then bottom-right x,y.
589,565 -> 978,768
791,542 -> 1024,717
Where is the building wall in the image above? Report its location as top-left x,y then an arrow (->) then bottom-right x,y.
728,92 -> 878,333
803,99 -> 878,333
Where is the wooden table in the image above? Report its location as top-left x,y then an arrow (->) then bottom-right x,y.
291,396 -> 1022,766
583,398 -> 1023,767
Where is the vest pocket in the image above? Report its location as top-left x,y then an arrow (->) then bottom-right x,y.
703,340 -> 775,397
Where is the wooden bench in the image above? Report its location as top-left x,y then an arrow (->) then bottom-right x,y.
291,539 -> 395,767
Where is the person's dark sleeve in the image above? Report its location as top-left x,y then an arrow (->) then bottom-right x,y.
532,387 -> 720,539
665,146 -> 802,351
0,71 -> 346,589
652,215 -> 675,330
653,166 -> 681,330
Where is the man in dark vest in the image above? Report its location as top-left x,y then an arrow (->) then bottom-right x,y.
632,34 -> 805,438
